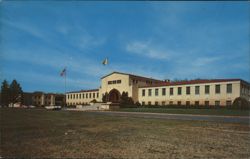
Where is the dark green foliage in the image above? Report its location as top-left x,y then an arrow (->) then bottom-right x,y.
135,101 -> 141,107
102,92 -> 108,103
9,79 -> 23,104
0,79 -> 23,106
119,91 -> 135,108
90,99 -> 97,103
0,80 -> 10,106
231,97 -> 250,110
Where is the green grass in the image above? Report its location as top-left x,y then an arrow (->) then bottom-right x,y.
117,107 -> 250,116
1,108 -> 250,158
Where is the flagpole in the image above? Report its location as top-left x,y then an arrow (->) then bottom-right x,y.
64,68 -> 66,108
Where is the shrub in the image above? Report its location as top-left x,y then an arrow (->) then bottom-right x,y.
120,92 -> 135,108
231,97 -> 250,110
90,99 -> 97,103
102,92 -> 108,103
135,101 -> 141,107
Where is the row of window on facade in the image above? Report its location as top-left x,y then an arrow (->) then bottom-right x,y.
241,85 -> 250,95
67,102 -> 90,105
33,95 -> 53,99
108,80 -> 122,85
67,92 -> 99,99
142,84 -> 233,97
141,100 -> 232,106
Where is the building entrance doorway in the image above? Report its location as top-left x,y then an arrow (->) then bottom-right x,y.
108,89 -> 120,103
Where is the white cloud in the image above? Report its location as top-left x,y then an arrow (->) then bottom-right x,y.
192,57 -> 221,67
2,19 -> 48,41
55,24 -> 106,50
126,41 -> 171,60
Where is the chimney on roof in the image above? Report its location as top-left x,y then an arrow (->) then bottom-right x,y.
164,79 -> 170,82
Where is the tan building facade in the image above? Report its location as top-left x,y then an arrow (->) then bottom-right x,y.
139,79 -> 249,106
32,92 -> 64,106
66,89 -> 100,106
66,72 -> 250,107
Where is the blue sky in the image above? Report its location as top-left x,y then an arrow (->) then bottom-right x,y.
1,1 -> 249,93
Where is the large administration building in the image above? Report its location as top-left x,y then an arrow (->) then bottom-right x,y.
66,71 -> 250,107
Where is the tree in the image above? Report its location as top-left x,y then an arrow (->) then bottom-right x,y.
9,80 -> 23,105
232,97 -> 250,110
0,80 -> 10,106
90,99 -> 97,103
120,91 -> 134,107
102,92 -> 108,103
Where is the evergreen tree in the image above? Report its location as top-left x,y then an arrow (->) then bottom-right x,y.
0,80 -> 10,106
120,91 -> 134,106
9,79 -> 23,104
102,92 -> 108,103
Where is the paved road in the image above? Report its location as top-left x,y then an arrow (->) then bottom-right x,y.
87,111 -> 250,124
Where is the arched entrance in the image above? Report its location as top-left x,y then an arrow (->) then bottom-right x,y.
108,89 -> 120,103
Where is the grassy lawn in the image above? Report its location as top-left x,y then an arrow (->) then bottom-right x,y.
1,108 -> 250,158
117,107 -> 250,116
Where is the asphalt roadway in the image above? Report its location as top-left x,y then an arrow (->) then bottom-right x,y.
87,111 -> 250,124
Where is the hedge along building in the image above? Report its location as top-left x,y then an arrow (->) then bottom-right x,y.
66,71 -> 250,107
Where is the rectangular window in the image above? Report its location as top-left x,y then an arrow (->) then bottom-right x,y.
113,80 -> 117,84
155,89 -> 158,96
117,80 -> 121,84
71,94 -> 72,99
227,84 -> 232,93
186,101 -> 190,106
178,87 -> 182,95
93,93 -> 95,98
226,100 -> 232,106
195,101 -> 199,106
86,94 -> 88,98
170,87 -> 174,95
155,101 -> 158,106
215,85 -> 220,94
76,94 -> 78,99
215,101 -> 220,106
162,101 -> 166,106
83,93 -> 85,99
73,94 -> 75,99
89,93 -> 91,98
79,94 -> 81,99
148,89 -> 152,96
97,93 -> 99,98
169,101 -> 173,105
186,86 -> 190,95
108,81 -> 112,84
205,101 -> 209,106
205,85 -> 210,94
177,101 -> 181,105
195,86 -> 200,95
162,88 -> 166,96
148,101 -> 151,105
142,89 -> 145,96
142,101 -> 145,105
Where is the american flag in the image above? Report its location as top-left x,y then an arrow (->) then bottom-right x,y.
60,68 -> 66,77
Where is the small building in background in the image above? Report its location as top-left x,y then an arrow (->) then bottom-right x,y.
22,91 -> 65,107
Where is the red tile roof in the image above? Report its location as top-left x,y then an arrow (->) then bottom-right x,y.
67,89 -> 99,94
139,79 -> 245,88
101,71 -> 162,82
